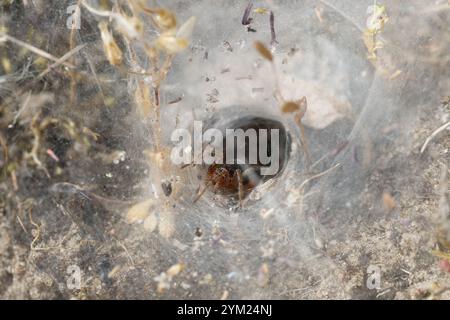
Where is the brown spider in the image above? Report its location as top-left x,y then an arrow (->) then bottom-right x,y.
193,163 -> 262,207
191,115 -> 290,208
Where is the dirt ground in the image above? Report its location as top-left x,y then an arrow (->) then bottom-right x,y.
0,0 -> 449,299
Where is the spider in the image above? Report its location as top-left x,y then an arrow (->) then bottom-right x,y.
192,116 -> 290,208
193,163 -> 261,207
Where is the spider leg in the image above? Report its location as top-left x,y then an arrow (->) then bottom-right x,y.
236,168 -> 244,208
193,167 -> 224,203
193,180 -> 213,203
295,112 -> 312,167
242,167 -> 261,188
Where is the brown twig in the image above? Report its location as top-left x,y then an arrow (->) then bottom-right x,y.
37,44 -> 86,79
270,11 -> 278,45
242,3 -> 254,25
1,34 -> 75,69
0,131 -> 8,166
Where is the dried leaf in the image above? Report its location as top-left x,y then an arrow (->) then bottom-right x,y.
126,199 -> 153,223
363,30 -> 376,59
114,14 -> 143,40
134,81 -> 154,117
176,16 -> 197,40
220,290 -> 230,300
366,4 -> 388,33
363,4 -> 388,63
156,33 -> 188,54
282,101 -> 299,113
2,56 -> 11,73
254,41 -> 273,61
98,22 -> 123,66
150,8 -> 177,30
166,263 -> 184,277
